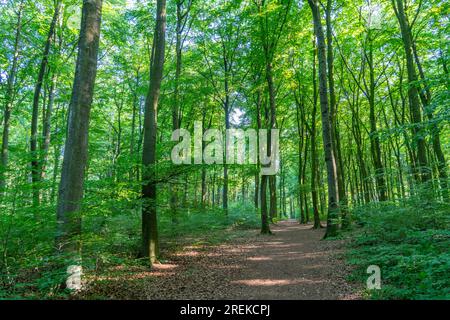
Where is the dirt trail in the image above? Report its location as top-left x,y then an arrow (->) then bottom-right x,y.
225,220 -> 359,299
80,220 -> 361,300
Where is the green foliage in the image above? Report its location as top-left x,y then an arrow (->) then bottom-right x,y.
0,175 -> 260,299
345,195 -> 450,300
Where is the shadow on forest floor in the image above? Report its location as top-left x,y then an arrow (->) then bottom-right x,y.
77,220 -> 362,300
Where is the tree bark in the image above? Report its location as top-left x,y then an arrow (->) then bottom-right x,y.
392,0 -> 429,182
0,1 -> 24,197
266,62 -> 278,221
308,0 -> 339,237
223,106 -> 229,214
411,34 -> 448,200
56,0 -> 103,286
39,72 -> 57,182
309,40 -> 321,229
294,90 -> 306,224
325,0 -> 346,206
365,30 -> 387,201
141,0 -> 166,265
31,0 -> 61,208
260,174 -> 271,233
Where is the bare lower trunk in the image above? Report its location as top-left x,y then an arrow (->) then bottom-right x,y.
141,0 -> 166,265
223,106 -> 230,214
260,175 -> 271,234
0,1 -> 24,197
308,0 -> 339,237
310,40 -> 321,229
412,36 -> 448,200
31,1 -> 61,208
40,73 -> 56,181
392,0 -> 429,183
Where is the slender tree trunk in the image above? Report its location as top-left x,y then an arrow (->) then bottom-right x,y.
325,0 -> 346,203
326,0 -> 350,227
254,172 -> 259,209
223,106 -> 229,214
212,170 -> 216,207
130,69 -> 140,180
56,0 -> 103,289
308,0 -> 339,237
51,104 -> 63,203
254,87 -> 262,210
260,175 -> 271,233
255,0 -> 290,233
31,0 -> 61,208
269,175 -> 277,221
412,39 -> 448,200
310,111 -> 321,229
392,0 -> 429,183
266,62 -> 278,222
221,45 -> 231,215
170,0 -> 189,219
309,40 -> 322,229
365,33 -> 387,201
0,2 -> 24,197
141,0 -> 166,265
39,73 -> 56,181
302,128 -> 310,223
294,91 -> 305,223
200,113 -> 210,208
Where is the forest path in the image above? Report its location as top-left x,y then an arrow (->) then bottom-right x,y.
81,220 -> 360,299
223,220 -> 359,299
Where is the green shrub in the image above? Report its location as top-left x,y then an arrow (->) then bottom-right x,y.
345,196 -> 450,300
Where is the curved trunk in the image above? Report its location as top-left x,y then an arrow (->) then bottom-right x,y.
308,0 -> 339,237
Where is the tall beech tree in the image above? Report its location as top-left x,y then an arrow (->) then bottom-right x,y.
308,0 -> 339,237
170,0 -> 193,220
0,0 -> 448,299
254,0 -> 291,233
391,0 -> 430,183
56,0 -> 103,272
30,0 -> 62,208
0,0 -> 24,197
141,0 -> 167,264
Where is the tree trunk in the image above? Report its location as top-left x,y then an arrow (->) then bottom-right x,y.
310,40 -> 322,229
40,73 -> 56,182
0,1 -> 24,197
266,62 -> 278,222
200,113 -> 209,208
141,0 -> 166,265
31,0 -> 61,208
260,175 -> 271,233
56,0 -> 103,289
254,87 -> 262,209
223,106 -> 229,214
412,37 -> 448,200
129,69 -> 140,180
325,0 -> 346,205
308,0 -> 339,237
392,0 -> 429,182
170,0 -> 189,219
